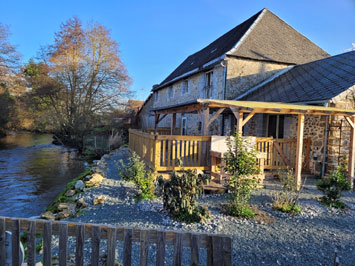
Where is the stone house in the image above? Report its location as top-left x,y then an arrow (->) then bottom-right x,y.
136,8 -> 355,176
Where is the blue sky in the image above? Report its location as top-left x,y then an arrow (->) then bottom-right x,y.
1,0 -> 354,100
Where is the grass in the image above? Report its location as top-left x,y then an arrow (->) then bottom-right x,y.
222,203 -> 255,218
46,168 -> 92,213
273,203 -> 302,214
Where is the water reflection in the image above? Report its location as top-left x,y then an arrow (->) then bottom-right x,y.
0,132 -> 85,217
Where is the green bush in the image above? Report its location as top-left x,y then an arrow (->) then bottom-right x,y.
159,169 -> 210,223
119,152 -> 156,200
317,158 -> 351,208
223,132 -> 260,218
272,169 -> 302,214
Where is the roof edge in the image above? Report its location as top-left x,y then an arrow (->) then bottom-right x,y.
226,8 -> 267,56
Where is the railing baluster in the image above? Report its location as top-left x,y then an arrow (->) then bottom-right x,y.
0,217 -> 5,266
173,232 -> 182,266
27,220 -> 36,266
91,225 -> 100,266
11,219 -> 20,266
43,220 -> 52,266
75,224 -> 84,266
107,226 -> 116,266
156,230 -> 166,266
190,234 -> 199,266
123,228 -> 132,266
139,230 -> 149,266
59,223 -> 68,266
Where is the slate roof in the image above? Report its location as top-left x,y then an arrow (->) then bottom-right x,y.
240,51 -> 355,103
154,8 -> 329,91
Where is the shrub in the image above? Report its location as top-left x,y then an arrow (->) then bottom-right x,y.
317,158 -> 351,208
119,152 -> 156,200
272,169 -> 302,214
223,132 -> 260,218
159,169 -> 210,223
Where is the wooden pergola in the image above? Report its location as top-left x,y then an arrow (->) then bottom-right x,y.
152,99 -> 355,189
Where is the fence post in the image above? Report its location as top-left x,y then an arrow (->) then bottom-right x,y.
154,134 -> 161,173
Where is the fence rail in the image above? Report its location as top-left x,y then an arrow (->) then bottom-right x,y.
0,216 -> 232,266
129,129 -> 211,172
256,137 -> 311,170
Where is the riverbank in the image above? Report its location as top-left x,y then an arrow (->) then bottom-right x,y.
45,147 -> 355,265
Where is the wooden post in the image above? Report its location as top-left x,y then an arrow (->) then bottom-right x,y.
295,114 -> 305,190
202,107 -> 209,136
171,113 -> 176,135
348,116 -> 355,188
237,112 -> 243,135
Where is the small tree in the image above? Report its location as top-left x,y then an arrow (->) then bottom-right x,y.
317,157 -> 351,208
223,132 -> 260,218
273,169 -> 302,214
119,152 -> 155,200
160,169 -> 209,223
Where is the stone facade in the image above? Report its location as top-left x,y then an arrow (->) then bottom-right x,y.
225,57 -> 290,99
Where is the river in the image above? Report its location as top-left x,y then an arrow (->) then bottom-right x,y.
0,132 -> 85,218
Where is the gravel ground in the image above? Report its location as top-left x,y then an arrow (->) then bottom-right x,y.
62,147 -> 355,266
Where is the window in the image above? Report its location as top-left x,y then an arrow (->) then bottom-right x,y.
168,86 -> 174,99
181,116 -> 187,135
154,91 -> 159,102
205,71 -> 213,98
266,115 -> 284,139
181,79 -> 189,95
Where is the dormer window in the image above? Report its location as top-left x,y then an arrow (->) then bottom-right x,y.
181,79 -> 189,95
168,86 -> 174,99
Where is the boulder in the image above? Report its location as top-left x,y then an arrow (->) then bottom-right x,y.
93,195 -> 105,205
76,198 -> 88,208
56,210 -> 71,220
75,180 -> 85,191
57,203 -> 76,214
65,190 -> 76,197
41,211 -> 55,220
85,173 -> 104,188
82,175 -> 92,182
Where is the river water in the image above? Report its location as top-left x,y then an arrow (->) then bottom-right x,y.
0,132 -> 85,218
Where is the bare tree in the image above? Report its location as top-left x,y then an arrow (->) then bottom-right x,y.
26,17 -> 131,142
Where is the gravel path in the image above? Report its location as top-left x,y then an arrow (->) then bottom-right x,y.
65,147 -> 355,266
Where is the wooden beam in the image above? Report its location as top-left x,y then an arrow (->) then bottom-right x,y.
345,116 -> 355,129
295,114 -> 305,190
157,114 -> 167,123
207,108 -> 225,127
171,113 -> 176,135
242,109 -> 256,127
348,116 -> 355,188
154,114 -> 160,134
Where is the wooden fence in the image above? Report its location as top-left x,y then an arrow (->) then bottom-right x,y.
129,129 -> 211,172
256,137 -> 311,170
0,216 -> 231,266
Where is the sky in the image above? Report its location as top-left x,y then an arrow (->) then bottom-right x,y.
1,0 -> 354,101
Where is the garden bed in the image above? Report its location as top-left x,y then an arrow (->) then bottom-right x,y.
62,147 -> 355,265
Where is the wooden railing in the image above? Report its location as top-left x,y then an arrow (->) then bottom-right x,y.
147,127 -> 181,135
0,216 -> 232,265
129,129 -> 211,172
256,137 -> 311,170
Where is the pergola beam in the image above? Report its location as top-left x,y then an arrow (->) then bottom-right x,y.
347,116 -> 355,188
242,109 -> 256,127
207,108 -> 226,127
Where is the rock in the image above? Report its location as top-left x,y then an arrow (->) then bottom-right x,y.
56,210 -> 71,220
75,180 -> 85,191
41,211 -> 55,220
76,198 -> 88,208
82,175 -> 92,182
85,173 -> 104,188
57,203 -> 76,214
65,190 -> 76,197
93,195 -> 105,205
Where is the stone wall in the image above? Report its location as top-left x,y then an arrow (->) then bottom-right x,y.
225,57 -> 290,100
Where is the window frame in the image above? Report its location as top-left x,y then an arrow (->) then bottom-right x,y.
154,91 -> 159,102
205,71 -> 213,98
168,86 -> 174,99
181,116 -> 187,136
181,79 -> 189,95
